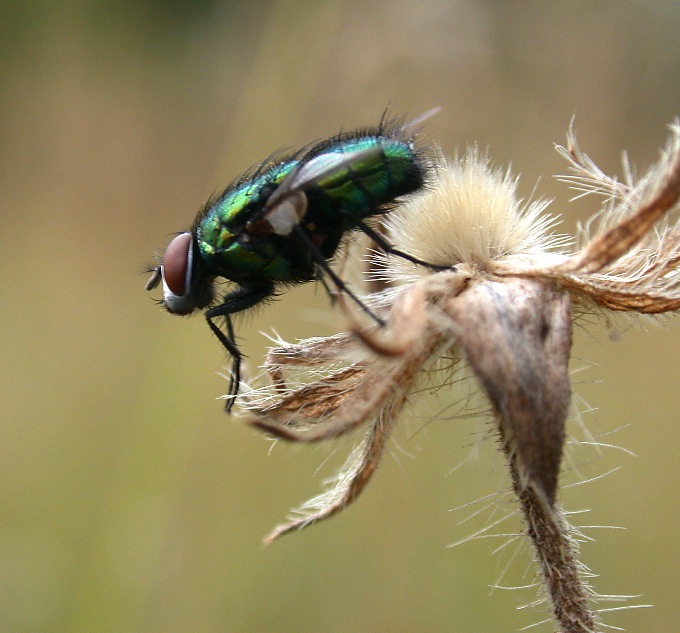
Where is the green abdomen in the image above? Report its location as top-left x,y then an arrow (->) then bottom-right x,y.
306,137 -> 424,220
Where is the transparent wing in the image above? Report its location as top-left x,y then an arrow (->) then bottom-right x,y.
264,145 -> 384,211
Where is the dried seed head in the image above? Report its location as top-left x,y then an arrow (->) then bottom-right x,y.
241,120 -> 680,632
377,147 -> 566,284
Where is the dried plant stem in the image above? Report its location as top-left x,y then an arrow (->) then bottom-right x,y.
444,277 -> 600,631
505,448 -> 598,633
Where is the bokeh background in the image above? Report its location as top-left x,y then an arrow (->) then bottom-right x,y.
1,2 -> 679,631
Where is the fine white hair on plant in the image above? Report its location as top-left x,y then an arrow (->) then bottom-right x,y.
240,120 -> 680,633
377,146 -> 570,285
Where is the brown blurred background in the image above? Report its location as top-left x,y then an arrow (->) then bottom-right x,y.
1,2 -> 678,631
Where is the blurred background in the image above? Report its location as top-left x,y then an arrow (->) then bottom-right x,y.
1,1 -> 679,631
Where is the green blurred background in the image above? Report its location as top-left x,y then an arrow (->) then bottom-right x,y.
1,1 -> 679,631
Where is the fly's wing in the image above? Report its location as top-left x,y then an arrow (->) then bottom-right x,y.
266,145 -> 385,208
257,146 -> 385,236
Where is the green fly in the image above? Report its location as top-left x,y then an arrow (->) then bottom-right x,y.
146,111 -> 443,412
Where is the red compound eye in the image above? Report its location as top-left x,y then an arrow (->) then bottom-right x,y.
162,232 -> 192,296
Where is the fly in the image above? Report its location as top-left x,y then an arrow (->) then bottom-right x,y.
146,110 -> 446,412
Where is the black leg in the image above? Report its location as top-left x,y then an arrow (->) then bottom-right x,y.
205,281 -> 274,413
316,274 -> 336,305
354,219 -> 450,271
292,225 -> 385,327
205,312 -> 242,413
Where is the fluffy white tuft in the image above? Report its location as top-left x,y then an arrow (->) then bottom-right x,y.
380,148 -> 566,283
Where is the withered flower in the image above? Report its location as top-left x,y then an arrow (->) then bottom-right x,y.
241,122 -> 680,633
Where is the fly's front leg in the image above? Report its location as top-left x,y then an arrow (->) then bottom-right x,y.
204,314 -> 242,413
205,281 -> 274,413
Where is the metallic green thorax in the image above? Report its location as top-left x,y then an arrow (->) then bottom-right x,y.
193,134 -> 424,284
195,161 -> 298,280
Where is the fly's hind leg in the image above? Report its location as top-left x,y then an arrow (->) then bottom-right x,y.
354,218 -> 450,271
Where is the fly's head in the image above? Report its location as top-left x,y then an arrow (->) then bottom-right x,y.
146,232 -> 214,315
